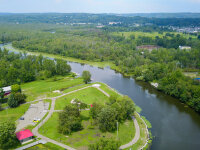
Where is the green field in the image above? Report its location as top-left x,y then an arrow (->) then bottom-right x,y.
39,111 -> 135,150
112,31 -> 196,39
55,87 -> 109,110
21,75 -> 84,102
0,104 -> 30,122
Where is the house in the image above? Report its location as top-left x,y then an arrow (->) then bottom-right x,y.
16,129 -> 34,143
136,45 -> 161,52
2,86 -> 11,96
179,46 -> 191,50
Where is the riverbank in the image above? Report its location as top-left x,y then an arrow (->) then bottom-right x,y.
3,44 -> 131,77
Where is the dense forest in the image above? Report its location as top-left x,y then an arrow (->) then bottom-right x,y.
0,48 -> 71,87
0,23 -> 200,113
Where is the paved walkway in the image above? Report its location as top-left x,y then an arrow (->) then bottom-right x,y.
119,116 -> 140,149
15,140 -> 47,150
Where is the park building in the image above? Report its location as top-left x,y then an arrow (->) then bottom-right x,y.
16,129 -> 34,144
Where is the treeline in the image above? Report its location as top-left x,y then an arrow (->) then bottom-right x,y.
134,63 -> 200,112
0,48 -> 71,87
1,13 -> 200,27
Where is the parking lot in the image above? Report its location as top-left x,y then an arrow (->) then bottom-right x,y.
16,101 -> 49,131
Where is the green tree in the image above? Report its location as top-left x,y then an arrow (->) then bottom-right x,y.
7,93 -> 26,108
56,59 -> 71,75
0,88 -> 5,100
11,84 -> 21,93
89,102 -> 103,120
58,105 -> 82,135
7,94 -> 18,108
89,138 -> 120,150
0,121 -> 19,149
82,71 -> 91,84
97,106 -> 117,132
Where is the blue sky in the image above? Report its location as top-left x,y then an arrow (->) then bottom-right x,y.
0,0 -> 200,13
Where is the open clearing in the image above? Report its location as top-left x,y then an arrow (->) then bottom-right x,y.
22,75 -> 84,102
55,87 -> 109,110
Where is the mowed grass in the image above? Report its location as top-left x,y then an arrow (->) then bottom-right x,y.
26,142 -> 65,150
39,111 -> 135,150
21,76 -> 84,102
55,87 -> 109,110
0,104 -> 30,122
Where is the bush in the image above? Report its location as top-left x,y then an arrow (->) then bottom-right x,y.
89,138 -> 120,150
11,84 -> 21,93
7,93 -> 26,108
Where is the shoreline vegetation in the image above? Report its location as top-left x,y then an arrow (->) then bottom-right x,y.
0,49 -> 152,149
3,43 -> 200,114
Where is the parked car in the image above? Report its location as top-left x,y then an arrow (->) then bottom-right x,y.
19,117 -> 24,120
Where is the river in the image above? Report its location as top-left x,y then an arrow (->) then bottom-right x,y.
1,44 -> 200,150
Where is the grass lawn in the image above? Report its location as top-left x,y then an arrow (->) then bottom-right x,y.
55,87 -> 109,110
26,142 -> 65,150
21,76 -> 84,102
0,104 -> 30,122
39,111 -> 135,150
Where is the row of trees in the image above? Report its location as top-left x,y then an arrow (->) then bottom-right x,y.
0,48 -> 71,87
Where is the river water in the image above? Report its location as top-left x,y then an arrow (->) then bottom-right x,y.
1,44 -> 200,150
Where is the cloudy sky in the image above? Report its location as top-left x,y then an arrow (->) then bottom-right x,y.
0,0 -> 200,13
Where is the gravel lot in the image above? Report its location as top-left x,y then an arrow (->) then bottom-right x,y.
16,101 -> 49,131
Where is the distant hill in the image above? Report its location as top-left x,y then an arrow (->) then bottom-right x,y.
0,13 -> 200,27
120,13 -> 200,18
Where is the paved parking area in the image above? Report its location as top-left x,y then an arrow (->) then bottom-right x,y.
16,101 -> 49,131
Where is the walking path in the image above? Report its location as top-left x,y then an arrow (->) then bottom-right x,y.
15,140 -> 47,150
18,84 -> 141,150
119,116 -> 140,149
